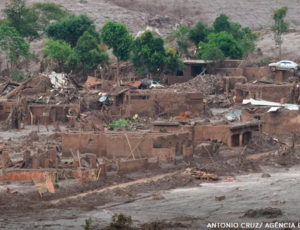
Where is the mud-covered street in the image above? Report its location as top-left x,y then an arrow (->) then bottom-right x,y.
1,165 -> 300,230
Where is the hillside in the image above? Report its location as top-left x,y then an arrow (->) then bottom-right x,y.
1,0 -> 300,63
1,0 -> 300,36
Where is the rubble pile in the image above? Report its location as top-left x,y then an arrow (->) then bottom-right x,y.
169,74 -> 223,95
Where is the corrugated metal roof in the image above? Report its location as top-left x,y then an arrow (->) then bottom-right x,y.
226,108 -> 242,121
243,98 -> 299,111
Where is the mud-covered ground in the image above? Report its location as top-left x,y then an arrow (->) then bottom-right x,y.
0,126 -> 299,229
1,143 -> 300,229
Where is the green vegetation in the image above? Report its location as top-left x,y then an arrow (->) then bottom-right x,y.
0,26 -> 30,66
1,1 -> 260,79
72,31 -> 109,70
198,32 -> 243,60
171,24 -> 190,57
271,6 -> 289,59
164,48 -> 186,75
3,0 -> 69,42
109,213 -> 133,229
42,39 -> 73,72
83,218 -> 93,230
131,31 -> 184,78
189,22 -> 212,46
109,119 -> 128,128
45,14 -> 100,47
101,21 -> 133,86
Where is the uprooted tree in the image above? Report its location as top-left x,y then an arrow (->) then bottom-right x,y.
101,21 -> 133,86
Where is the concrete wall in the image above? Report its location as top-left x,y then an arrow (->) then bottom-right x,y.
28,104 -> 80,125
220,60 -> 242,68
153,148 -> 176,164
217,68 -> 244,76
62,132 -> 107,157
152,125 -> 193,133
153,132 -> 191,154
167,75 -> 189,85
241,108 -> 269,122
193,124 -> 229,143
224,76 -> 247,95
235,83 -> 294,103
107,135 -> 153,159
117,158 -> 148,175
243,67 -> 269,81
127,91 -> 204,118
183,145 -> 193,161
0,101 -> 16,120
263,110 -> 300,135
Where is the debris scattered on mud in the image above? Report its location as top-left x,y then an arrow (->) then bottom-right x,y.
169,74 -> 223,95
243,207 -> 282,218
261,173 -> 271,178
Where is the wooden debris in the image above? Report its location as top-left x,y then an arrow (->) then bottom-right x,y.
185,168 -> 219,180
215,196 -> 226,201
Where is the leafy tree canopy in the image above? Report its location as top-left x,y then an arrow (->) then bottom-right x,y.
131,31 -> 184,77
3,0 -> 69,42
213,14 -> 231,33
0,26 -> 30,64
197,46 -> 225,62
271,7 -> 289,45
199,32 -> 243,59
131,31 -> 166,76
188,22 -> 212,45
101,21 -> 133,61
171,24 -> 190,57
164,48 -> 186,75
42,39 -> 73,72
74,31 -> 109,70
46,14 -> 100,47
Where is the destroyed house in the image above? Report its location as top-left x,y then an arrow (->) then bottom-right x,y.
27,103 -> 81,125
109,89 -> 205,119
193,121 -> 262,148
235,83 -> 296,103
61,131 -> 193,163
0,100 -> 17,120
241,99 -> 300,135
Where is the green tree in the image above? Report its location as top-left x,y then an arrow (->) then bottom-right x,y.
131,31 -> 166,78
42,39 -> 73,72
198,32 -> 243,59
0,26 -> 30,76
172,24 -> 190,57
188,22 -> 212,46
213,14 -> 231,33
197,46 -> 225,62
101,21 -> 133,86
31,3 -> 69,31
46,14 -> 100,47
3,0 -> 69,42
72,31 -> 109,70
164,48 -> 186,75
271,7 -> 289,59
3,0 -> 39,42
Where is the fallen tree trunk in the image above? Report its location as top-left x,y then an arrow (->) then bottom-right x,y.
3,77 -> 33,99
